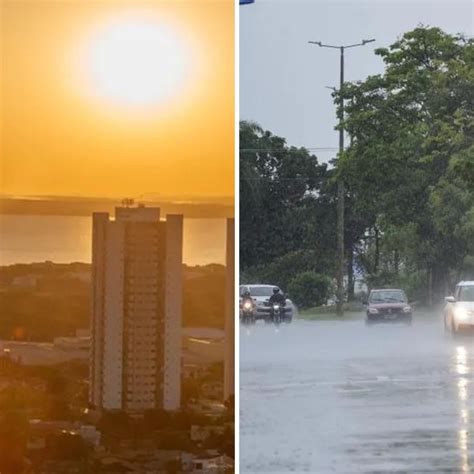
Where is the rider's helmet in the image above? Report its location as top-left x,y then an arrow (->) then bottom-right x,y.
273,287 -> 280,294
243,290 -> 251,298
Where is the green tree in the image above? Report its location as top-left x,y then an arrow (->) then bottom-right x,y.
240,121 -> 330,269
288,272 -> 332,309
338,26 -> 474,303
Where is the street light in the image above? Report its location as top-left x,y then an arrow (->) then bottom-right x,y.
309,38 -> 375,316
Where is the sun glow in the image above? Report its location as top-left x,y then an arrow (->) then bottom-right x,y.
3,0 -> 233,198
85,17 -> 191,106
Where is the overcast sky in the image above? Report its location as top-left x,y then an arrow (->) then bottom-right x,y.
240,0 -> 473,163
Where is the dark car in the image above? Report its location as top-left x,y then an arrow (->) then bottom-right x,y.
365,289 -> 413,324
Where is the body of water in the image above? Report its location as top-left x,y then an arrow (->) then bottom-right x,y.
0,215 -> 227,266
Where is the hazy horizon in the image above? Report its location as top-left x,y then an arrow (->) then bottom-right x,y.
0,214 -> 228,266
0,192 -> 234,204
0,194 -> 234,218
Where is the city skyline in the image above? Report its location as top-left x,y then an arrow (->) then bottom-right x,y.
0,1 -> 236,470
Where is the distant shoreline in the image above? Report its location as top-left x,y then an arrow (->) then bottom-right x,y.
0,196 -> 234,219
0,213 -> 228,267
0,261 -> 225,270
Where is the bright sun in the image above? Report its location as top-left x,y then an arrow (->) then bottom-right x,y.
87,18 -> 190,106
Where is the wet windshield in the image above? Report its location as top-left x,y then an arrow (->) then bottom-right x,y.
249,286 -> 277,297
369,290 -> 407,304
458,285 -> 474,302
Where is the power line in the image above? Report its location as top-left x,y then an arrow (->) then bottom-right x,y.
240,177 -> 323,181
240,147 -> 338,152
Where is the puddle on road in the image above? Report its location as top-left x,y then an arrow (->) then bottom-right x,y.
240,321 -> 474,473
455,345 -> 471,473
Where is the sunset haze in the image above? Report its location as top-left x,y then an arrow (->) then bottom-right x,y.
1,0 -> 234,200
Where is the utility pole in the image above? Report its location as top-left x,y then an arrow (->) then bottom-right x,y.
309,39 -> 375,316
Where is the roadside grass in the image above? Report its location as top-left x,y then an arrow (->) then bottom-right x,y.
298,302 -> 365,321
298,304 -> 443,321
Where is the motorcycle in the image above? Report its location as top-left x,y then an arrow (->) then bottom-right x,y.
241,299 -> 255,325
272,303 -> 282,325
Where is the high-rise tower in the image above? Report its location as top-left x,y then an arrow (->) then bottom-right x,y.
90,206 -> 183,412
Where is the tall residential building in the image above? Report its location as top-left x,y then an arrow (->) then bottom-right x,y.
90,206 -> 183,412
224,218 -> 235,401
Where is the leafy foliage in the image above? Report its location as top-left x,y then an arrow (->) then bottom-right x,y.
287,272 -> 332,309
337,27 -> 474,302
240,122 -> 338,298
240,121 -> 333,270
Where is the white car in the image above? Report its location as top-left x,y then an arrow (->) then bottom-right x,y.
444,281 -> 474,334
239,284 -> 294,322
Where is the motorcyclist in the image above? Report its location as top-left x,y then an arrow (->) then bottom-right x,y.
269,287 -> 286,320
269,287 -> 286,305
241,289 -> 253,307
241,289 -> 254,323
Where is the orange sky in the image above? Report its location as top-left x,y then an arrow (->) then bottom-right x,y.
1,0 -> 234,200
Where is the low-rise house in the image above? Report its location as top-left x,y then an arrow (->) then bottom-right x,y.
78,425 -> 101,447
181,452 -> 195,471
36,460 -> 88,474
191,454 -> 234,473
64,271 -> 91,283
12,275 -> 38,288
27,420 -> 102,451
96,450 -> 185,473
183,363 -> 207,380
187,400 -> 226,415
53,336 -> 90,351
201,382 -> 223,400
97,456 -> 136,472
190,425 -> 225,442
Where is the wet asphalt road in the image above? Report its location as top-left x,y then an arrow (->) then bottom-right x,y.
240,313 -> 474,473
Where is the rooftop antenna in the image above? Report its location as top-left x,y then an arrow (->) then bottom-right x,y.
122,198 -> 135,208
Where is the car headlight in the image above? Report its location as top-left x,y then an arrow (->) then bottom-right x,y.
454,307 -> 468,320
273,305 -> 280,310
368,307 -> 379,314
403,306 -> 412,313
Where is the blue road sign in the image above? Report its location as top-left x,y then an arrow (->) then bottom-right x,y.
240,0 -> 255,4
